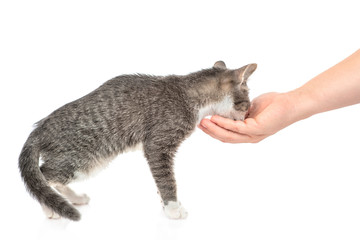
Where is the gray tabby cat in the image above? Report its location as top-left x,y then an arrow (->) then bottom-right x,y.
19,61 -> 256,221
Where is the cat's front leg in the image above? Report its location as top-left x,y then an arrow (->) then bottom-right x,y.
163,201 -> 188,219
144,143 -> 188,219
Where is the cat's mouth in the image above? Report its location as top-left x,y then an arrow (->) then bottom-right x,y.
231,111 -> 248,121
245,110 -> 250,119
233,109 -> 250,121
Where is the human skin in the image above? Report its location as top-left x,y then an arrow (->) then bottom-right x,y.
198,49 -> 360,143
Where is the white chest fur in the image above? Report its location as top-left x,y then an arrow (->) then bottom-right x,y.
197,95 -> 234,124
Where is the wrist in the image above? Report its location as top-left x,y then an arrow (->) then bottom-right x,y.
285,87 -> 317,123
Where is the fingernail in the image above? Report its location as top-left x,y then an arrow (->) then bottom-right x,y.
199,119 -> 209,129
210,115 -> 218,122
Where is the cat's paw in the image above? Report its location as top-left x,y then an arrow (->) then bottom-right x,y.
72,194 -> 90,205
41,204 -> 61,220
164,201 -> 188,219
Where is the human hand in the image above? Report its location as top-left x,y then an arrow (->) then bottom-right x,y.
199,50 -> 360,143
198,92 -> 301,143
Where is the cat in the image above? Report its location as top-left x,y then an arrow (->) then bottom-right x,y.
18,61 -> 256,221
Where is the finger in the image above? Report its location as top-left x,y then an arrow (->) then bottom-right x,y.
198,122 -> 224,140
199,119 -> 254,143
199,120 -> 265,143
217,116 -> 260,136
210,115 -> 261,136
199,121 -> 242,143
210,115 -> 244,133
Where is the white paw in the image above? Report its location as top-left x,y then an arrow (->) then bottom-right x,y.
72,194 -> 90,205
164,201 -> 188,219
41,204 -> 61,220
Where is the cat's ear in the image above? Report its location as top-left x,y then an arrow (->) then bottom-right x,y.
213,61 -> 227,69
236,63 -> 257,84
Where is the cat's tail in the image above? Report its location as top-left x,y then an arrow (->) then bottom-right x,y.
18,128 -> 81,221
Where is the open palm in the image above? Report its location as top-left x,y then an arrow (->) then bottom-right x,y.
199,92 -> 297,143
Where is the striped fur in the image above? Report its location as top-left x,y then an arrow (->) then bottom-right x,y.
18,61 -> 256,220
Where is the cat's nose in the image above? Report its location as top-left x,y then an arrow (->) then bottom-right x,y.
235,112 -> 247,121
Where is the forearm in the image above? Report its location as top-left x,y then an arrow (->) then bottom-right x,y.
290,49 -> 360,121
199,49 -> 360,144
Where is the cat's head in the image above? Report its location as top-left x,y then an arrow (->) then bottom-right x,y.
212,61 -> 257,121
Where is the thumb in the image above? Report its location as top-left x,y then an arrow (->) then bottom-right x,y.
242,118 -> 263,135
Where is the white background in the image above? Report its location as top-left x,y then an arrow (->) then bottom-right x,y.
1,1 -> 359,239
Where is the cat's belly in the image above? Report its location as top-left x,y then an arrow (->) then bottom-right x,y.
122,142 -> 143,153
72,143 -> 143,182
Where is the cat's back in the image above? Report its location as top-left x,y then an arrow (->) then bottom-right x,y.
30,74 -> 169,158
40,74 -> 160,122
35,73 -> 193,140
101,74 -> 166,103
35,75 -> 160,144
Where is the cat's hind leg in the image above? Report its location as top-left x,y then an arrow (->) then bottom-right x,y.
41,204 -> 61,219
55,184 -> 90,205
39,184 -> 89,219
40,161 -> 86,219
